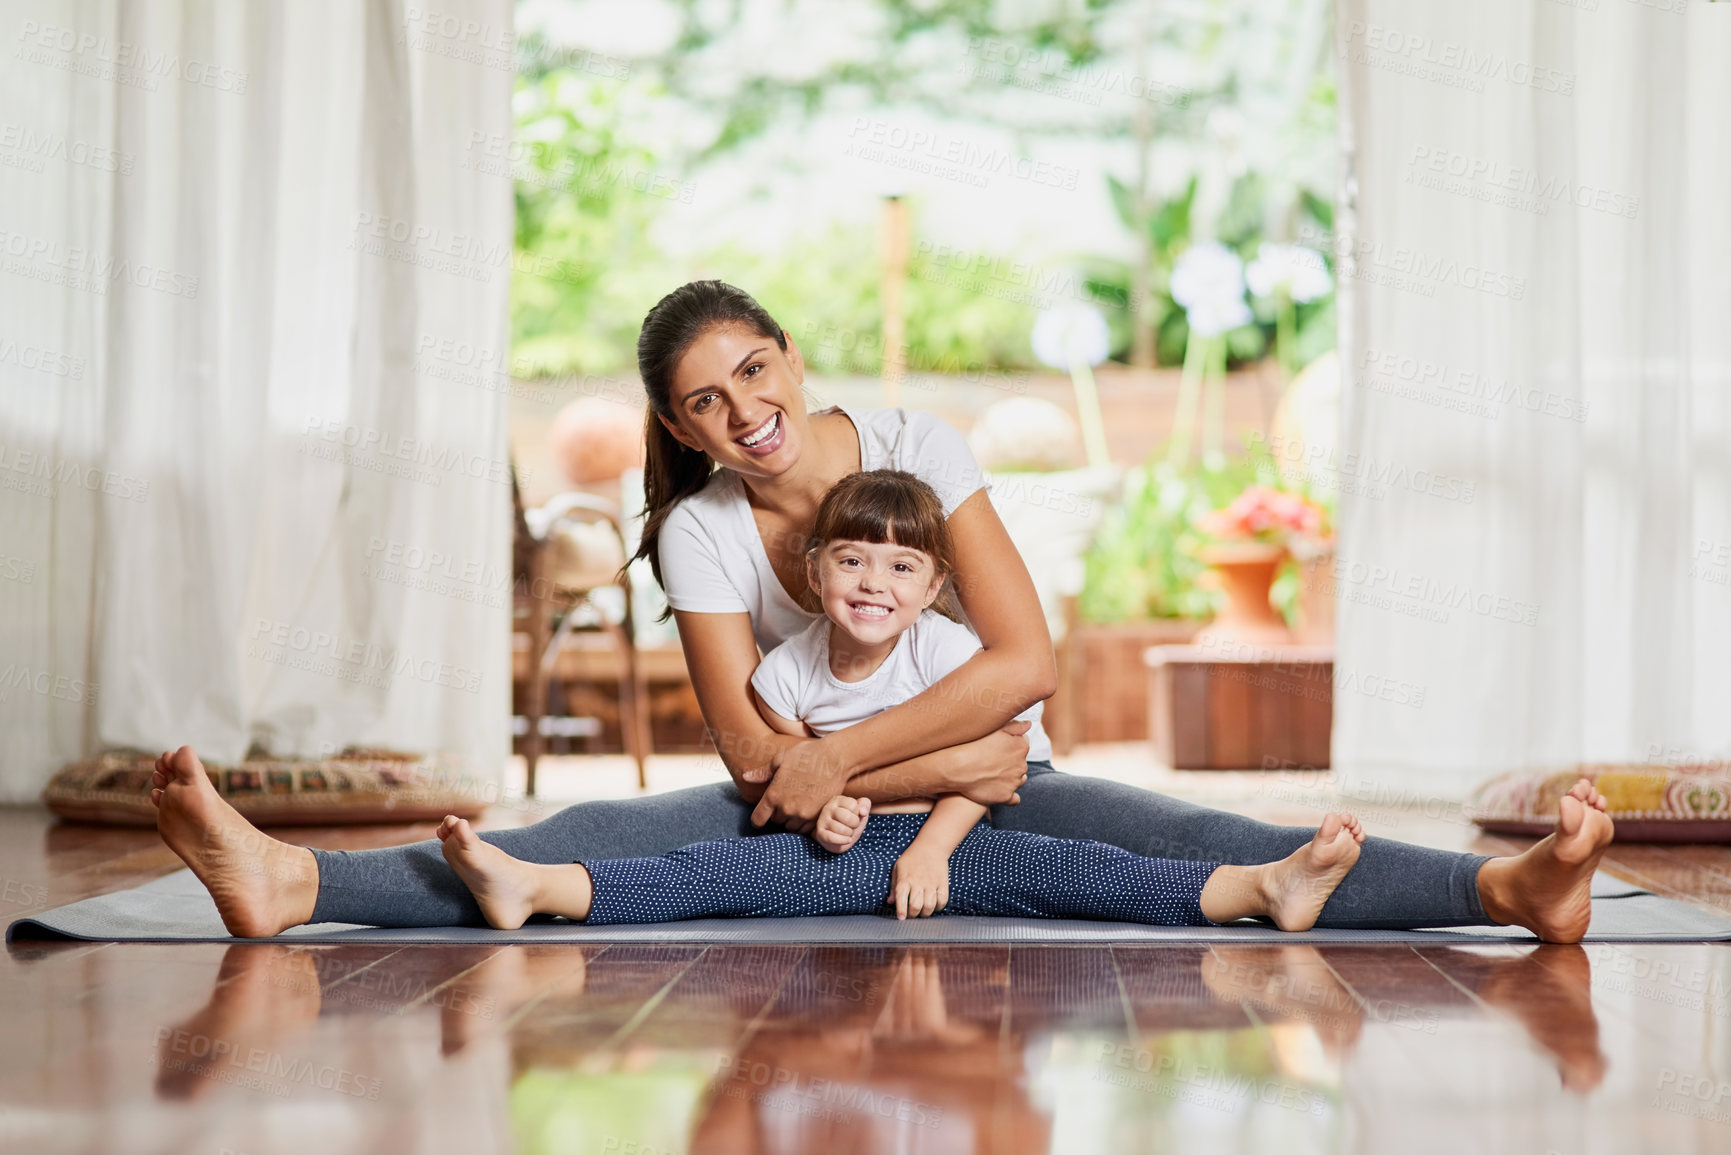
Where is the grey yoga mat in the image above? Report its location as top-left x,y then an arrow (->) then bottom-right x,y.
8,869 -> 1731,945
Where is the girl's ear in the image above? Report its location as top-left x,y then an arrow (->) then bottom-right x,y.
806,550 -> 823,596
922,572 -> 947,609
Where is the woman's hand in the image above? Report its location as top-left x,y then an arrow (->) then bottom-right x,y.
751,736 -> 853,828
814,796 -> 871,854
948,721 -> 1032,807
890,847 -> 952,920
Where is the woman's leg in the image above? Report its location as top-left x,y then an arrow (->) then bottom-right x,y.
310,782 -> 760,927
990,764 -> 1487,929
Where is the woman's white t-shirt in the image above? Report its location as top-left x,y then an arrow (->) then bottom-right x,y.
658,405 -> 988,655
750,610 -> 1052,762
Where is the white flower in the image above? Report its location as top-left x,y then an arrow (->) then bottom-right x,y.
1245,243 -> 1332,303
1169,241 -> 1252,337
1031,304 -> 1110,370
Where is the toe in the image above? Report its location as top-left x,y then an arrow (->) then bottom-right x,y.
151,788 -> 164,807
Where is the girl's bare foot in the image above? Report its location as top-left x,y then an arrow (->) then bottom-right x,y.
1201,813 -> 1365,930
1477,778 -> 1614,944
1260,813 -> 1366,931
436,816 -> 592,929
151,746 -> 318,939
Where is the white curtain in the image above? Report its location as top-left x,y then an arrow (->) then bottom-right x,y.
0,0 -> 515,800
1331,0 -> 1731,796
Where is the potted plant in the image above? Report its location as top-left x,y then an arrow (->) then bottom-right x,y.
1191,485 -> 1332,647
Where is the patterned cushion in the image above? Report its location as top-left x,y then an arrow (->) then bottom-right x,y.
1467,763 -> 1731,842
43,749 -> 489,828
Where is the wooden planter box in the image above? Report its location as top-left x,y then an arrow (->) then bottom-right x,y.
1145,644 -> 1333,769
1046,617 -> 1206,750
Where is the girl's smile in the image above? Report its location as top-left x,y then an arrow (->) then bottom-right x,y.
809,538 -> 945,661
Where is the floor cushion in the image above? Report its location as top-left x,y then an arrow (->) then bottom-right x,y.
1467,763 -> 1731,842
43,749 -> 488,827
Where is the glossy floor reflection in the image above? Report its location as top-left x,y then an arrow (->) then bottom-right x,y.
6,793 -> 1731,1155
6,933 -> 1731,1155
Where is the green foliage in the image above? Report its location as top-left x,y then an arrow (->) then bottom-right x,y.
700,214 -> 1044,379
508,72 -> 682,377
1080,440 -> 1286,623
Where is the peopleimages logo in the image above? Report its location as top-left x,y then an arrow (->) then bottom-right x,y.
1342,22 -> 1575,95
14,20 -> 249,93
844,118 -> 1079,191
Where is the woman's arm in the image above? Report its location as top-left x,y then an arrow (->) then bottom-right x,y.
673,609 -> 1029,816
751,487 -> 1057,825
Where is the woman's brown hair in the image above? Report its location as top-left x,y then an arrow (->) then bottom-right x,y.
810,470 -> 965,622
629,280 -> 788,603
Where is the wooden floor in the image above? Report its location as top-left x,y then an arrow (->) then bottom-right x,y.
5,762 -> 1731,1155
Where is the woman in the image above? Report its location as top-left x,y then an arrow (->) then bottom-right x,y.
150,280 -> 1613,941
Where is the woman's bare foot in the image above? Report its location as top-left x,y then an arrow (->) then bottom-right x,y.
436,816 -> 593,929
1477,778 -> 1615,944
1470,945 -> 1607,1092
154,944 -> 323,1099
151,746 -> 318,939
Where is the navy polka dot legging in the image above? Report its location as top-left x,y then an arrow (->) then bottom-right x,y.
582,813 -> 1221,927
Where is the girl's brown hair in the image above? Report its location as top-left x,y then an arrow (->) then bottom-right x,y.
810,470 -> 965,622
629,280 -> 787,598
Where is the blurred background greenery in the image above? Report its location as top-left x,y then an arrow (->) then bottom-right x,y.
508,0 -> 1341,626
508,0 -> 1337,379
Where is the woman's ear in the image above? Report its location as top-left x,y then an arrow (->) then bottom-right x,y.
658,412 -> 702,452
782,330 -> 805,384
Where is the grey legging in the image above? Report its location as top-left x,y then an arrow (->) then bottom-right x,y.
309,763 -> 1491,929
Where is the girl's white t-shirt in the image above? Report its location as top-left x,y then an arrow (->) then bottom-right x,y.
658,405 -> 988,655
750,610 -> 1052,763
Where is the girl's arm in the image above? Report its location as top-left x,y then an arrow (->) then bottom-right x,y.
889,794 -> 987,919
675,608 -> 1031,814
751,487 -> 1057,825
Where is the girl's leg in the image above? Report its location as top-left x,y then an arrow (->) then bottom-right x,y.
943,824 -> 1218,926
949,816 -> 1363,929
310,782 -> 757,927
436,813 -> 930,927
992,765 -> 1489,929
582,823 -> 905,924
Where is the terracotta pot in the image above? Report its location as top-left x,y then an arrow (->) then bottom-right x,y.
1192,541 -> 1292,649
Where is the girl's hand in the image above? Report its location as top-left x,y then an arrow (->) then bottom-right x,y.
890,849 -> 951,920
814,796 -> 871,854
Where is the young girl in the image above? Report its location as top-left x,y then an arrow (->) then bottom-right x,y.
433,470 -> 1366,931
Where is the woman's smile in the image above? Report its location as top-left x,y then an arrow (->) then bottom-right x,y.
735,411 -> 785,456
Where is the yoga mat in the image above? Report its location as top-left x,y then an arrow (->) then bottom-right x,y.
9,869 -> 1731,945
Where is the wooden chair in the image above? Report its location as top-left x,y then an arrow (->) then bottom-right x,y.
512,474 -> 651,796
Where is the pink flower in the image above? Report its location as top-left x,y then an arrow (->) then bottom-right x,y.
1196,485 -> 1332,544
